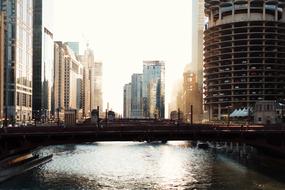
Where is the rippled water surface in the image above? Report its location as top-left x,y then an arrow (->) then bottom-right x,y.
1,141 -> 285,189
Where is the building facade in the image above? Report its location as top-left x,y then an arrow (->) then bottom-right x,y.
182,66 -> 203,123
77,52 -> 91,118
66,42 -> 79,56
131,74 -> 143,118
54,42 -> 83,119
204,0 -> 285,120
1,0 -> 33,122
123,83 -> 132,118
254,100 -> 283,125
54,42 -> 65,120
0,12 -> 4,121
63,44 -> 83,112
192,0 -> 205,91
89,61 -> 103,113
33,0 -> 54,121
142,61 -> 165,118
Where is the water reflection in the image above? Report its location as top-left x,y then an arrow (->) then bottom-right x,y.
1,142 -> 285,190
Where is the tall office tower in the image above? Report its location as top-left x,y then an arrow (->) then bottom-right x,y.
204,0 -> 285,120
192,0 -> 205,91
123,83 -> 132,118
54,42 -> 83,117
182,65 -> 203,122
1,0 -> 33,122
33,0 -> 54,120
131,74 -> 143,118
77,53 -> 91,118
90,61 -> 103,113
142,61 -> 165,118
54,42 -> 65,119
66,42 -> 79,56
0,12 -> 4,121
63,44 -> 83,111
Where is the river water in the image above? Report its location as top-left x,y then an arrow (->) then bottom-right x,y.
1,141 -> 285,190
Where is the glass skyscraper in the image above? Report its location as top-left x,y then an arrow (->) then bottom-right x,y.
142,61 -> 165,118
66,42 -> 79,56
131,74 -> 143,118
1,0 -> 33,122
33,0 -> 54,120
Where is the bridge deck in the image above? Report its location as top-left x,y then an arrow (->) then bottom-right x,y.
0,122 -> 285,158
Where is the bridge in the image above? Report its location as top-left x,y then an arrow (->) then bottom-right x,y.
1,119 -> 285,159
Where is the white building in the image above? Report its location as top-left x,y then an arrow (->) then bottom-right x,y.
54,42 -> 83,119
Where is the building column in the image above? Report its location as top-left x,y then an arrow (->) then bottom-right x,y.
282,6 -> 285,21
232,3 -> 234,21
211,10 -> 214,26
247,1 -> 250,20
209,105 -> 213,121
275,5 -> 278,21
263,2 -> 266,20
218,104 -> 221,120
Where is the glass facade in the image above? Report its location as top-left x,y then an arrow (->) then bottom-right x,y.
142,61 -> 165,118
131,74 -> 143,118
33,0 -> 54,121
1,0 -> 33,122
66,42 -> 79,56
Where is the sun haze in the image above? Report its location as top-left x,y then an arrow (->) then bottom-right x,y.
53,0 -> 193,115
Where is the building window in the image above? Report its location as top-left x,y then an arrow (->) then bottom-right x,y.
258,117 -> 262,122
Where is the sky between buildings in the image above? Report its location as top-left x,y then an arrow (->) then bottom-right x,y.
53,0 -> 193,115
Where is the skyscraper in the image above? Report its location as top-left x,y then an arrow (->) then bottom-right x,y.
192,0 -> 204,122
204,0 -> 285,120
54,41 -> 65,119
182,65 -> 203,122
143,61 -> 165,118
90,61 -> 103,113
66,42 -> 79,56
0,12 -> 4,121
54,42 -> 83,118
192,0 -> 204,91
33,0 -> 54,120
63,44 -> 83,111
123,83 -> 132,118
77,54 -> 90,118
1,0 -> 33,122
131,74 -> 143,118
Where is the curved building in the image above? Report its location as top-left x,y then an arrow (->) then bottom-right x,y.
204,0 -> 285,120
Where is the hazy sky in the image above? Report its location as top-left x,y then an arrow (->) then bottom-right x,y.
53,0 -> 193,115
